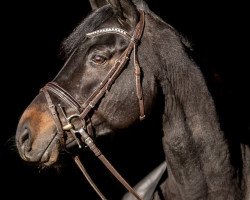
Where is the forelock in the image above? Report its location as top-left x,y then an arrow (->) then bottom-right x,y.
61,5 -> 114,57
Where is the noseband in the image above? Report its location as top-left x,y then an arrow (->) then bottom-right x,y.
40,11 -> 145,200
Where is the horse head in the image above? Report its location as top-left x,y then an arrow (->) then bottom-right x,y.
16,0 -> 158,168
15,0 -> 249,199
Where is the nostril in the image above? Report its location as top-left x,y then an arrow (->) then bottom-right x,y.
20,129 -> 29,142
19,128 -> 32,152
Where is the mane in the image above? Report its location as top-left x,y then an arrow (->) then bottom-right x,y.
61,5 -> 114,57
133,0 -> 192,50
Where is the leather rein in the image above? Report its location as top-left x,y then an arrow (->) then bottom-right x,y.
40,11 -> 145,200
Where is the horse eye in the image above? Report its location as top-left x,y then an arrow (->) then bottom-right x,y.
91,55 -> 107,65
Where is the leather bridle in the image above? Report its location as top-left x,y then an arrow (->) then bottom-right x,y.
40,11 -> 145,200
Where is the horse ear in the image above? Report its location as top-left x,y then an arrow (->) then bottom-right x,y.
107,0 -> 139,28
89,0 -> 109,10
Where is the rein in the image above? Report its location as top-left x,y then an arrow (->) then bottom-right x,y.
40,11 -> 145,200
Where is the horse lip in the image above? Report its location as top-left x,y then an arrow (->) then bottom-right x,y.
39,133 -> 59,164
20,143 -> 43,162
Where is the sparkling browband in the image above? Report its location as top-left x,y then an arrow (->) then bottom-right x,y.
86,27 -> 131,39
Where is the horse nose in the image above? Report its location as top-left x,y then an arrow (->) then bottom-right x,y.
17,127 -> 32,155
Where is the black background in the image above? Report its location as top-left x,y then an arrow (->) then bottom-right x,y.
1,1 -> 249,199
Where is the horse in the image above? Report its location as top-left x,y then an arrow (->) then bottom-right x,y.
15,0 -> 250,199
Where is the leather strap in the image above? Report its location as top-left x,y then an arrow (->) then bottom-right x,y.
41,88 -> 65,146
134,44 -> 145,120
41,10 -> 146,200
73,155 -> 107,200
79,10 -> 145,120
79,128 -> 142,200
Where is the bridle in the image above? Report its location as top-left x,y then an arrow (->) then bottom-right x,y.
40,11 -> 145,200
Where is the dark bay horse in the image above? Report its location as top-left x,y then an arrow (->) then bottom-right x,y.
15,0 -> 250,199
